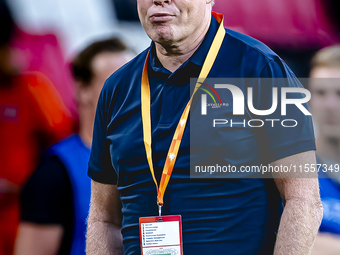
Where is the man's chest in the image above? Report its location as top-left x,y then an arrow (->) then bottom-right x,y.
106,80 -> 263,179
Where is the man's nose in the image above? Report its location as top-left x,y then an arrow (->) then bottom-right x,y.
323,94 -> 340,111
153,0 -> 171,6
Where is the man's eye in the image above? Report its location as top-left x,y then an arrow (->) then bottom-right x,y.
336,90 -> 340,97
315,90 -> 325,96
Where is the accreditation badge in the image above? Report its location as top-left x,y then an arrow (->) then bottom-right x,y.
139,215 -> 183,255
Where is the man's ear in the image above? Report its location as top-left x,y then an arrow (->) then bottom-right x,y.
74,81 -> 92,105
74,81 -> 82,103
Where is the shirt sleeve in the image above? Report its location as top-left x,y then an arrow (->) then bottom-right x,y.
21,156 -> 73,225
252,58 -> 316,164
88,83 -> 117,185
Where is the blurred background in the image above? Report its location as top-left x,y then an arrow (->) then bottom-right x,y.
1,0 -> 340,254
5,0 -> 340,116
6,0 -> 152,117
8,0 -> 340,63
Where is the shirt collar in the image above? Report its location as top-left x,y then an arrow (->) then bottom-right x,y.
149,41 -> 171,74
189,14 -> 219,67
149,14 -> 219,73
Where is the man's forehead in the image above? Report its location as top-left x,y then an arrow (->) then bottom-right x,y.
310,67 -> 340,79
92,52 -> 131,73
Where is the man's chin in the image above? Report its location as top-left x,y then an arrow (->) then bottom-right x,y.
149,28 -> 177,45
156,36 -> 175,45
323,128 -> 340,140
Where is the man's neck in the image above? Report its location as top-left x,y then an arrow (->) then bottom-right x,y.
155,16 -> 211,73
78,108 -> 95,148
316,135 -> 340,160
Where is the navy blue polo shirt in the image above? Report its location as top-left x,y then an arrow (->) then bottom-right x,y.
89,15 -> 315,255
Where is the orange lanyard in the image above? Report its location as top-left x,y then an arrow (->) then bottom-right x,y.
141,12 -> 225,216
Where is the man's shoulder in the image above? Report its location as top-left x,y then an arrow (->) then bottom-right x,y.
48,134 -> 78,149
17,71 -> 48,82
8,71 -> 51,93
224,28 -> 279,61
218,28 -> 293,78
46,134 -> 88,158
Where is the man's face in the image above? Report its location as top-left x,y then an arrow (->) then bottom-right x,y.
137,0 -> 211,45
310,67 -> 340,138
79,52 -> 132,109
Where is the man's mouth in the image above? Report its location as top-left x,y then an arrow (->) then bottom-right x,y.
150,13 -> 174,22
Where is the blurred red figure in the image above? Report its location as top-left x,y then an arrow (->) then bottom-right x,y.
10,28 -> 77,119
213,0 -> 340,78
213,0 -> 339,49
0,1 -> 73,254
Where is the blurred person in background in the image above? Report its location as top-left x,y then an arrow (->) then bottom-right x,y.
14,38 -> 133,255
4,0 -> 79,122
309,45 -> 340,255
9,26 -> 78,122
0,0 -> 73,254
